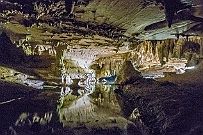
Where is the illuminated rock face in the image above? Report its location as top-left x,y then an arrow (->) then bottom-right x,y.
92,37 -> 202,79
117,61 -> 142,84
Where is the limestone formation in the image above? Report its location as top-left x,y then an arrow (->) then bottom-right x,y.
117,61 -> 142,84
0,0 -> 203,135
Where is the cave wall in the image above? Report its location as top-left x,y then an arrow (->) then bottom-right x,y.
92,37 -> 203,78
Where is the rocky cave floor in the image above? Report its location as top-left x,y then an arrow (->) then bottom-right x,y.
116,61 -> 203,135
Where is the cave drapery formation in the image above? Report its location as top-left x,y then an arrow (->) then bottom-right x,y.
0,0 -> 203,135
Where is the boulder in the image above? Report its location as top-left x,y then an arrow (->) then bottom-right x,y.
117,61 -> 142,84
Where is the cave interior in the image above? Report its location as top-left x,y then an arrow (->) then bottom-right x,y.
0,0 -> 203,135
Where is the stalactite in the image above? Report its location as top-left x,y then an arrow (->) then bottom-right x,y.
163,39 -> 170,62
197,37 -> 202,45
93,36 -> 203,77
157,41 -> 165,66
175,39 -> 184,59
146,41 -> 149,53
194,37 -> 198,44
155,42 -> 160,62
151,40 -> 157,56
180,40 -> 184,58
166,45 -> 170,62
169,39 -> 175,58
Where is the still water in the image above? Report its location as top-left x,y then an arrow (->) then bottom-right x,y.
0,71 -> 134,135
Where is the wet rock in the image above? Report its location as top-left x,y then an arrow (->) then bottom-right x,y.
126,123 -> 143,135
116,76 -> 203,135
91,127 -> 123,135
117,61 -> 142,84
186,53 -> 199,67
0,32 -> 25,65
159,81 -> 177,87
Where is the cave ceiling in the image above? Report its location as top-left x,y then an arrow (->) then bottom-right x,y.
0,0 -> 203,44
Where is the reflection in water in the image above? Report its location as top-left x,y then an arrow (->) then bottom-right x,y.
61,74 -> 72,86
57,84 -> 131,132
98,75 -> 117,85
0,66 -> 45,89
15,112 -> 53,127
60,72 -> 96,97
0,49 -> 137,135
55,63 -> 133,131
0,79 -> 134,134
58,95 -> 95,126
